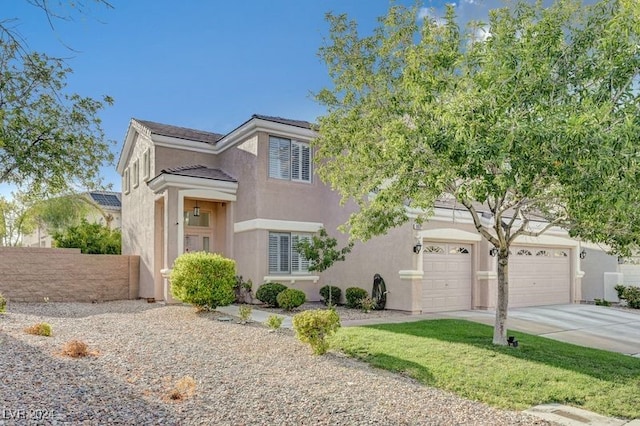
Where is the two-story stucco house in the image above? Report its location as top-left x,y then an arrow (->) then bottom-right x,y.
117,114 -> 595,313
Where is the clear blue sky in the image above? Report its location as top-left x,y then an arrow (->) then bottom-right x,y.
6,0 -> 504,193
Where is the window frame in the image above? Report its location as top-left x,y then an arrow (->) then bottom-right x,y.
132,159 -> 140,188
268,136 -> 312,183
142,148 -> 151,181
123,167 -> 130,195
268,231 -> 311,274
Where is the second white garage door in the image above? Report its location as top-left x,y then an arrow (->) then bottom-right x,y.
422,242 -> 472,312
509,246 -> 571,308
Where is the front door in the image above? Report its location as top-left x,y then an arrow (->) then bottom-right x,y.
183,207 -> 214,253
184,234 -> 212,252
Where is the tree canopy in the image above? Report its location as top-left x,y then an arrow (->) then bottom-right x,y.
315,0 -> 639,344
53,219 -> 121,254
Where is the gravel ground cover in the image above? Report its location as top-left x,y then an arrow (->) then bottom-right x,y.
0,300 -> 550,425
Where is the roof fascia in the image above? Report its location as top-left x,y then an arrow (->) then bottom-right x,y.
117,119 -> 151,174
147,173 -> 238,194
214,117 -> 317,153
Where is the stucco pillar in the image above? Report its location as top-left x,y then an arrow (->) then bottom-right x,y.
162,187 -> 181,304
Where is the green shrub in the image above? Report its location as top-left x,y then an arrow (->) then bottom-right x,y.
623,286 -> 640,309
292,309 -> 341,355
25,322 -> 52,337
319,285 -> 341,306
0,292 -> 6,313
265,314 -> 284,330
276,288 -> 306,311
345,287 -> 368,309
169,252 -> 236,309
238,305 -> 252,323
256,282 -> 288,307
614,284 -> 626,300
594,298 -> 611,307
360,296 -> 377,312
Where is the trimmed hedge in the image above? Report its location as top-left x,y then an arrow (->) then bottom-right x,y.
170,252 -> 236,309
292,309 -> 341,355
276,288 -> 306,310
319,285 -> 341,305
256,282 -> 288,307
345,287 -> 368,309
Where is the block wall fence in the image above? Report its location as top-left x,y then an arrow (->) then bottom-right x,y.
0,247 -> 139,302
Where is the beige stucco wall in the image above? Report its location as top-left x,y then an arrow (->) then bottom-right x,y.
0,247 -> 139,302
121,133 -> 158,298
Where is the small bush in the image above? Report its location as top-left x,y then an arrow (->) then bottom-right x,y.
319,285 -> 341,306
292,309 -> 341,355
62,340 -> 90,358
170,252 -> 236,309
265,314 -> 284,330
276,288 -> 306,311
594,298 -> 611,307
256,282 -> 288,307
0,292 -> 6,313
360,296 -> 377,312
234,275 -> 253,303
168,376 -> 196,401
623,286 -> 640,309
238,305 -> 252,323
345,287 -> 368,309
614,284 -> 626,300
25,322 -> 52,337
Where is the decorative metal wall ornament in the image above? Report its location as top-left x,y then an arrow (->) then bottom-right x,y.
372,273 -> 387,310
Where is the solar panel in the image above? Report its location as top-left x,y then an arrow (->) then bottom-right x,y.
90,193 -> 121,208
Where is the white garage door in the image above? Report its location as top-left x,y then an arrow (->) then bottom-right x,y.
422,242 -> 472,312
509,246 -> 571,308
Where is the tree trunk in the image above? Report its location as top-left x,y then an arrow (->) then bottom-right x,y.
493,249 -> 509,345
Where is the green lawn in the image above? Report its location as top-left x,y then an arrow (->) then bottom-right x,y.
330,319 -> 640,419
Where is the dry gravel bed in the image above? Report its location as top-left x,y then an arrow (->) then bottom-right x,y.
0,300 -> 550,425
254,301 -> 414,321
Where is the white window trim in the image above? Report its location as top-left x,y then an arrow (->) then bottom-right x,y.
123,168 -> 130,195
132,159 -> 140,188
268,231 -> 312,275
142,148 -> 151,181
263,275 -> 320,284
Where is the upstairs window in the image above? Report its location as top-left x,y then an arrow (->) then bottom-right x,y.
268,232 -> 311,274
268,136 -> 311,183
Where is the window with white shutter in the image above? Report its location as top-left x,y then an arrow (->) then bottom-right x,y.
269,232 -> 311,274
268,136 -> 311,183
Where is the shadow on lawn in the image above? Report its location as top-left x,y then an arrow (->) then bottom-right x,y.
363,319 -> 640,382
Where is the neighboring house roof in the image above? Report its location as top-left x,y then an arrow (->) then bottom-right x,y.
88,191 -> 121,210
133,119 -> 224,145
159,165 -> 237,182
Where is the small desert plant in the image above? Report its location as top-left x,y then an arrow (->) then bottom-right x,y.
276,288 -> 306,311
594,298 -> 611,306
0,292 -> 6,313
167,376 -> 196,401
292,309 -> 341,355
255,282 -> 288,307
623,286 -> 640,309
614,284 -> 626,300
265,314 -> 284,330
360,296 -> 377,312
345,287 -> 368,309
62,340 -> 90,357
25,322 -> 52,337
238,304 -> 252,323
170,252 -> 236,310
319,285 -> 341,306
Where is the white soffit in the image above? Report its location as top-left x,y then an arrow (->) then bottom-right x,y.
234,219 -> 323,233
148,174 -> 237,200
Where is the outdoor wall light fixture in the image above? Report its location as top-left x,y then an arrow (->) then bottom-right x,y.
413,241 -> 422,254
193,201 -> 200,217
579,249 -> 587,259
489,247 -> 498,257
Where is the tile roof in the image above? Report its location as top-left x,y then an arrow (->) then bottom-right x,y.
88,191 -> 121,209
134,119 -> 224,144
251,114 -> 313,130
160,165 -> 237,182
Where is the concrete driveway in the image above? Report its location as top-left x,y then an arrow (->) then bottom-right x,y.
443,304 -> 640,356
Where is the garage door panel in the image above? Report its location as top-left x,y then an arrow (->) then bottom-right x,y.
422,242 -> 472,312
509,246 -> 571,308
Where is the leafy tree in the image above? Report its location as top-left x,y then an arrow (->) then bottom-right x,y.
0,38 -> 114,197
315,0 -> 639,344
53,219 -> 121,254
296,228 -> 354,273
0,194 -> 37,246
31,193 -> 113,234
